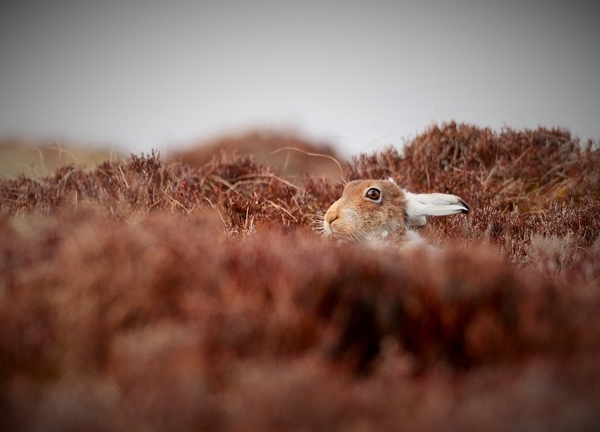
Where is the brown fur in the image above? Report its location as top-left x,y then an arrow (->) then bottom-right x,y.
324,179 -> 408,242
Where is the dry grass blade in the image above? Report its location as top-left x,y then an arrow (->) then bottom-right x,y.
271,146 -> 346,184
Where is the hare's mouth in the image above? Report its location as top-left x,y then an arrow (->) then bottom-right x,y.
322,214 -> 368,243
325,233 -> 354,244
327,231 -> 346,240
324,229 -> 347,242
321,221 -> 348,241
325,226 -> 369,243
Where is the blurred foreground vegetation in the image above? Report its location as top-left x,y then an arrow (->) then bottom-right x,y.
1,123 -> 599,431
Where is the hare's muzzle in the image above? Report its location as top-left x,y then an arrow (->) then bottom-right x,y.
323,207 -> 339,234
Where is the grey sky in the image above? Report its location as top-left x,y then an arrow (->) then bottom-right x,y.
1,0 -> 598,156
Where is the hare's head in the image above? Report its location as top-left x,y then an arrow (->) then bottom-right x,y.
323,178 -> 469,244
323,178 -> 408,243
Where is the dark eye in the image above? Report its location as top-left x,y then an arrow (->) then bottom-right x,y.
365,187 -> 381,202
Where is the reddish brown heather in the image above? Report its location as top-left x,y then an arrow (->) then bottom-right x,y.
0,150 -> 336,237
1,123 -> 600,431
350,121 -> 600,212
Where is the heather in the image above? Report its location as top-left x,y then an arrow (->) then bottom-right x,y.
1,123 -> 600,431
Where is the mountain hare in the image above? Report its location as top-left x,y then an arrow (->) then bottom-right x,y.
323,178 -> 469,244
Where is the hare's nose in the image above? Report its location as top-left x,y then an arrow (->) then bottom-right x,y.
325,208 -> 339,225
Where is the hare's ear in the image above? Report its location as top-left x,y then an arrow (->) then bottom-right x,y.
404,192 -> 469,226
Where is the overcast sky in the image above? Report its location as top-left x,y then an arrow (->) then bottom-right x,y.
0,0 -> 598,156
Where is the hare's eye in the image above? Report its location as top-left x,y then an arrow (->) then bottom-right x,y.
365,187 -> 381,202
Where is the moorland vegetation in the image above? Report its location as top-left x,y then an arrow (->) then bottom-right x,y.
1,122 -> 599,431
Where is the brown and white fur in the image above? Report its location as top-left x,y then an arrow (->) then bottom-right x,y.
322,178 -> 469,244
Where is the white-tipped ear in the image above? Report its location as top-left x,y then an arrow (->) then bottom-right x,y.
404,191 -> 469,226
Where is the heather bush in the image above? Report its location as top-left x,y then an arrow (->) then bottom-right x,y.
350,122 -> 600,212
